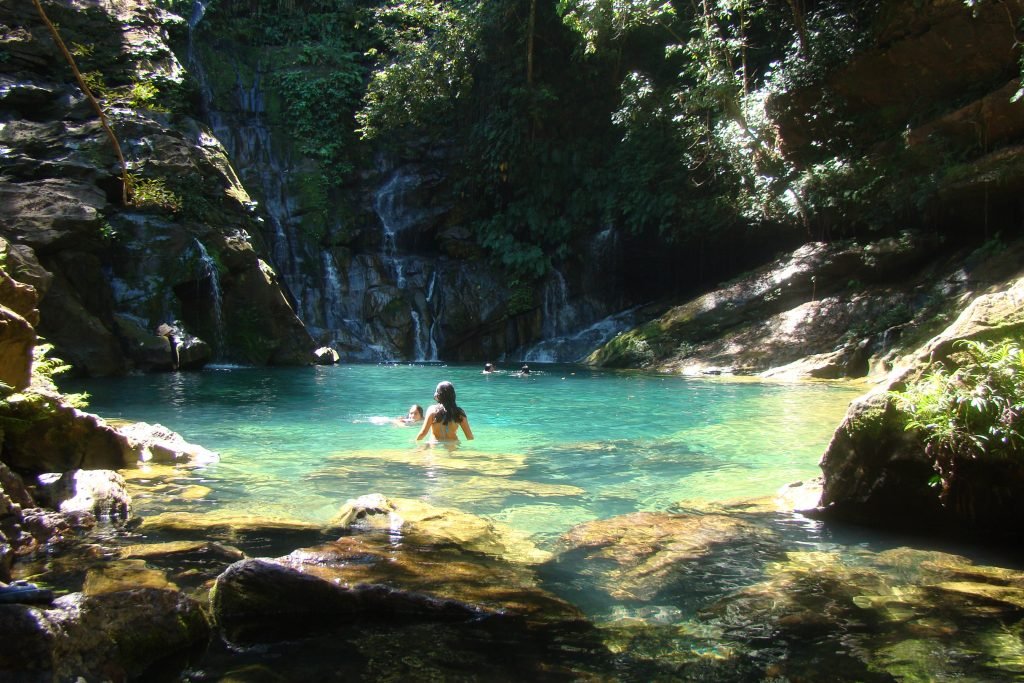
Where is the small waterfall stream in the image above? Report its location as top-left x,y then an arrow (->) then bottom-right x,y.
193,239 -> 226,356
373,169 -> 440,361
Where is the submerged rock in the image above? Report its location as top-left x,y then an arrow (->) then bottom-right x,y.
211,558 -> 489,635
696,547 -> 1024,681
546,511 -> 777,603
328,494 -> 550,564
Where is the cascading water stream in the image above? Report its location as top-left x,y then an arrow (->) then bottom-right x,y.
320,252 -> 344,329
192,238 -> 226,356
373,170 -> 440,360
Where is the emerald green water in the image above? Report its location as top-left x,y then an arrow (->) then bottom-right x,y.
57,364 -> 1024,680
69,363 -> 860,539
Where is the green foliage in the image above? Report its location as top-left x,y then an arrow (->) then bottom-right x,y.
32,343 -> 74,383
557,0 -> 676,56
129,174 -> 184,215
356,0 -> 477,140
98,221 -> 119,243
193,0 -> 378,189
505,279 -> 535,316
276,62 -> 365,185
893,338 -> 1024,504
0,345 -> 89,434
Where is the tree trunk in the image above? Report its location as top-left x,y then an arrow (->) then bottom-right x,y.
526,0 -> 536,86
785,0 -> 811,60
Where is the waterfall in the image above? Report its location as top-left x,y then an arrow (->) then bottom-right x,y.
372,169 -> 444,360
428,318 -> 439,360
193,239 -> 225,355
426,269 -> 438,303
411,311 -> 426,361
321,251 -> 344,329
187,0 -> 210,30
541,268 -> 578,338
375,171 -> 418,288
521,305 -> 643,363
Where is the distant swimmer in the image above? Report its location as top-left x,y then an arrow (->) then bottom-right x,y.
416,381 -> 474,443
483,362 -> 496,374
366,404 -> 423,426
399,404 -> 424,425
517,364 -> 530,376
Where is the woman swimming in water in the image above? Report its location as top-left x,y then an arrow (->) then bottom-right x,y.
416,381 -> 474,443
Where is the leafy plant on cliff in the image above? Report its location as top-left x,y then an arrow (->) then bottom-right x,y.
893,338 -> 1024,515
129,175 -> 184,215
0,344 -> 88,434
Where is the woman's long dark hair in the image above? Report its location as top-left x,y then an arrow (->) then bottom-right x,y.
433,381 -> 465,425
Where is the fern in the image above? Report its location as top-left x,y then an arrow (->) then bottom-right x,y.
892,338 -> 1024,509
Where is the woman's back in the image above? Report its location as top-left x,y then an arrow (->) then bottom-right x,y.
416,381 -> 474,443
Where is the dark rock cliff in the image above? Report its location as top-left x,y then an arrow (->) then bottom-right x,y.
0,0 -> 314,375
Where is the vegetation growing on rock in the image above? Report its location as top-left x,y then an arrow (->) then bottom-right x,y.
893,338 -> 1024,524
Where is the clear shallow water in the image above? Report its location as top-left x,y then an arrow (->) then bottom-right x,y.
65,363 -> 862,542
56,364 -> 1024,680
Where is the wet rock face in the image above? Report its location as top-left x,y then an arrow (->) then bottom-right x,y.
0,0 -> 313,375
588,235 -> 948,377
0,588 -> 210,681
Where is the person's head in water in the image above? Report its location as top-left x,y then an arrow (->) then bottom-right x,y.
483,363 -> 495,373
433,381 -> 465,425
520,365 -> 530,375
407,404 -> 424,421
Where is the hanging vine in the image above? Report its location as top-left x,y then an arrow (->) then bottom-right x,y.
32,0 -> 130,205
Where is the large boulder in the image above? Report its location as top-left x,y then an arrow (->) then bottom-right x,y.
0,588 -> 210,681
0,260 -> 40,391
815,390 -> 939,529
34,469 -> 130,520
0,397 -> 136,474
816,272 -> 1024,534
155,322 -> 212,370
116,421 -> 219,466
211,558 -> 487,637
0,305 -> 35,393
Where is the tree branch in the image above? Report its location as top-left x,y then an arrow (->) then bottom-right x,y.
32,0 -> 130,205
